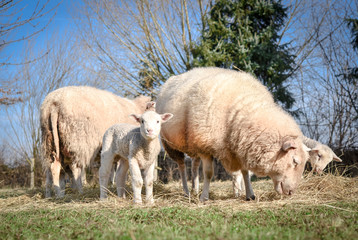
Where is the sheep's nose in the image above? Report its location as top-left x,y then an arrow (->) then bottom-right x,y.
146,129 -> 153,134
288,190 -> 293,195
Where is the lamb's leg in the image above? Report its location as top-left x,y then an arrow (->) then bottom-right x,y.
199,154 -> 214,202
110,162 -> 119,186
191,157 -> 201,195
50,159 -> 64,198
99,151 -> 115,200
116,160 -> 128,198
81,167 -> 88,186
129,158 -> 143,204
232,170 -> 244,198
70,163 -> 83,194
45,167 -> 53,198
143,161 -> 156,204
242,169 -> 255,200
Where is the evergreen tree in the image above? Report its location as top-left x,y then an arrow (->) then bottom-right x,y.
192,0 -> 296,110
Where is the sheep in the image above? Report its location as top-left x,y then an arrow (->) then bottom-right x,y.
156,67 -> 310,202
303,137 -> 342,174
40,86 -> 150,198
230,138 -> 343,198
192,137 -> 342,199
108,101 -> 157,186
99,110 -> 173,204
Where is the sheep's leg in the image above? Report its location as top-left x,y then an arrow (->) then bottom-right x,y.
232,170 -> 244,198
143,161 -> 155,204
116,160 -> 128,198
50,159 -> 64,198
162,142 -> 189,196
70,163 -> 83,194
242,169 -> 255,200
199,154 -> 214,202
129,158 -> 143,204
45,167 -> 53,198
191,157 -> 201,195
99,151 -> 115,200
177,158 -> 190,197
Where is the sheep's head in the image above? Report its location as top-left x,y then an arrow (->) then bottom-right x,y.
308,144 -> 342,174
131,111 -> 173,140
269,136 -> 310,195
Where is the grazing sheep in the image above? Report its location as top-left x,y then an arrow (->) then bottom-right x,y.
303,137 -> 342,174
231,138 -> 343,198
193,137 -> 342,199
99,110 -> 173,204
156,67 -> 310,201
40,86 -> 150,198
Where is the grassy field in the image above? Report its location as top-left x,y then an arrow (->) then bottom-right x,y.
0,174 -> 357,240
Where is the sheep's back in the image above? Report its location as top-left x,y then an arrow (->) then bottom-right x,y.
40,86 -> 149,168
157,67 -> 301,168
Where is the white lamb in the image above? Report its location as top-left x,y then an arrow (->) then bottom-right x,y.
99,110 -> 173,204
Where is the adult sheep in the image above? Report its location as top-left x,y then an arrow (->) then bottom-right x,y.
194,137 -> 343,199
303,137 -> 342,174
156,67 -> 310,202
40,86 -> 150,198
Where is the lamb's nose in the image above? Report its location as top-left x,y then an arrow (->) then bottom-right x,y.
147,129 -> 153,134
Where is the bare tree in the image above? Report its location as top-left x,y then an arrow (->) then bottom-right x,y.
292,0 -> 358,149
0,0 -> 60,106
5,33 -> 83,185
75,0 -> 209,96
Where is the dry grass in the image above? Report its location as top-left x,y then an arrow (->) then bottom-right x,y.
1,173 -> 357,213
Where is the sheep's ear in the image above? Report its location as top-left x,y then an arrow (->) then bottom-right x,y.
161,113 -> 173,122
146,101 -> 156,110
282,139 -> 297,152
333,153 -> 343,162
130,114 -> 141,123
309,147 -> 319,154
303,144 -> 311,153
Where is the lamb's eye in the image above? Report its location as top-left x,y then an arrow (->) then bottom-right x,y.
318,153 -> 322,159
141,120 -> 144,124
157,120 -> 159,123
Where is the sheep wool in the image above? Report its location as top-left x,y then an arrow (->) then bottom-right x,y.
156,67 -> 310,201
40,86 -> 150,197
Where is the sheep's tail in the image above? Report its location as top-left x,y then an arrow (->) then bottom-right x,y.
50,108 -> 60,161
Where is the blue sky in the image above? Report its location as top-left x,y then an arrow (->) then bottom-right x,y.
0,0 -> 74,146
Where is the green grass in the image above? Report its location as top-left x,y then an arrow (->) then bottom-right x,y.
1,176 -> 357,240
0,199 -> 357,240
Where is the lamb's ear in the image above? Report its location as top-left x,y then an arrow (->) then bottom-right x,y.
130,114 -> 141,123
282,139 -> 297,152
161,113 -> 173,122
333,153 -> 343,162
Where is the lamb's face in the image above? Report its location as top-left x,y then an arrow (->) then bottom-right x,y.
309,145 -> 342,174
131,111 -> 174,140
270,138 -> 310,195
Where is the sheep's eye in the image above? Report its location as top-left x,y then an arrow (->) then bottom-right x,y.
318,153 -> 322,159
293,157 -> 299,166
141,120 -> 144,124
157,120 -> 160,124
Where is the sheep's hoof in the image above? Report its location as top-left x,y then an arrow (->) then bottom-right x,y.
246,195 -> 256,201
